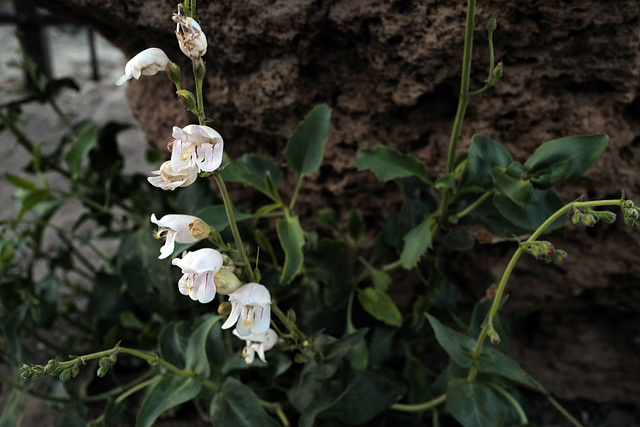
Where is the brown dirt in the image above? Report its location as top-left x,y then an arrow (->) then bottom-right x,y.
36,0 -> 640,409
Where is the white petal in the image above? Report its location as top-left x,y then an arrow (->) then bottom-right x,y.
151,214 -> 201,244
174,248 -> 223,274
221,302 -> 242,330
255,343 -> 267,363
196,273 -> 216,303
158,230 -> 177,259
251,305 -> 271,335
229,283 -> 271,306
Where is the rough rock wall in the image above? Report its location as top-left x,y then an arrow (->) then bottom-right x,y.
37,0 -> 640,405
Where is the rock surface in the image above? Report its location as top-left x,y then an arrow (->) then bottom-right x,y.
36,0 -> 640,406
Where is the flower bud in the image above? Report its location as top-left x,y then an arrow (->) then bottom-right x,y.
492,62 -> 503,82
553,249 -> 568,263
539,241 -> 555,255
45,359 -> 57,373
571,211 -> 582,226
582,214 -> 597,227
487,17 -> 497,32
214,269 -> 243,295
97,366 -> 109,378
189,218 -> 212,240
624,216 -> 636,227
597,210 -> 616,224
539,254 -> 552,264
71,366 -> 80,378
627,207 -> 639,219
59,369 -> 72,382
109,354 -> 117,364
99,357 -> 110,368
177,89 -> 197,110
167,61 -> 181,86
217,301 -> 232,316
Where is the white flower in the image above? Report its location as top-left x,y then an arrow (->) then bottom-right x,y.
233,328 -> 278,364
173,10 -> 207,62
116,48 -> 171,86
171,248 -> 223,303
170,125 -> 224,173
221,283 -> 271,336
148,161 -> 198,190
150,214 -> 205,259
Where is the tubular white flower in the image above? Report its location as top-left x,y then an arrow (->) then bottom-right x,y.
116,48 -> 171,86
171,248 -> 223,303
170,125 -> 224,173
233,328 -> 278,364
221,283 -> 271,336
151,214 -> 203,259
148,161 -> 198,190
173,11 -> 207,62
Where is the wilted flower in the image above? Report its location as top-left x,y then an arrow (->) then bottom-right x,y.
148,161 -> 198,190
221,283 -> 271,336
172,248 -> 223,303
173,7 -> 207,62
116,48 -> 172,86
233,328 -> 278,364
151,214 -> 207,259
170,125 -> 224,173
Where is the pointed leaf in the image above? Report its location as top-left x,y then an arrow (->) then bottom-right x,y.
426,314 -> 474,368
400,216 -> 433,269
358,287 -> 403,327
276,215 -> 305,284
348,209 -> 365,244
284,104 -> 331,176
492,165 -> 537,205
136,375 -> 202,427
446,379 -> 507,427
493,189 -> 567,232
222,154 -> 282,200
185,316 -> 222,378
524,134 -> 609,189
210,377 -> 279,427
354,146 -> 430,183
460,134 -> 513,192
64,124 -> 99,177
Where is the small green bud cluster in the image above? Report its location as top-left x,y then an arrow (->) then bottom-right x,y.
20,358 -> 81,382
572,207 -> 616,227
97,354 -> 118,378
621,199 -> 640,227
520,240 -> 567,264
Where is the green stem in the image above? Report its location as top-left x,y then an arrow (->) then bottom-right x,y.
115,376 -> 162,403
289,174 -> 304,211
487,382 -> 528,424
469,19 -> 497,97
260,400 -> 290,427
194,64 -> 206,125
390,393 -> 447,412
213,173 -> 256,283
467,198 -> 622,382
50,98 -> 73,129
451,190 -> 493,221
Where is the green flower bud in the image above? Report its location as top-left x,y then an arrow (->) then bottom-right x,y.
214,269 -> 243,295
627,207 -> 639,219
487,17 -> 497,33
597,210 -> 616,224
624,216 -> 635,227
582,214 -> 596,227
59,369 -> 72,382
176,89 -> 197,110
492,62 -> 503,82
109,354 -> 117,364
71,366 -> 80,378
97,366 -> 109,378
553,249 -> 568,263
166,61 -> 181,86
217,301 -> 232,316
539,254 -> 552,264
188,218 -> 212,240
571,211 -> 582,225
99,357 -> 110,368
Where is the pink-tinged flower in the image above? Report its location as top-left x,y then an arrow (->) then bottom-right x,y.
171,248 -> 223,303
233,328 -> 278,364
151,214 -> 206,259
148,161 -> 198,190
116,48 -> 171,86
170,125 -> 224,173
221,283 -> 271,336
173,8 -> 207,62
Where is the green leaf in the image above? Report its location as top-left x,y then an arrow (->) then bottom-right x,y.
4,173 -> 38,190
460,134 -> 513,192
348,209 -> 365,244
358,287 -> 403,327
354,146 -> 430,183
14,188 -> 50,223
222,154 -> 282,200
492,164 -> 537,205
446,379 -> 507,427
210,377 -> 279,427
64,124 -> 99,177
276,215 -> 305,284
136,375 -> 202,427
158,321 -> 192,368
493,189 -> 567,232
284,104 -> 331,176
319,370 -> 406,424
426,314 -> 474,368
185,316 -> 222,378
400,216 -> 433,269
366,264 -> 391,291
194,204 -> 252,232
477,346 -> 537,388
524,134 -> 609,189
318,207 -> 339,230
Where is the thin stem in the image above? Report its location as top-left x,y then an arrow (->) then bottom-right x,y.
467,198 -> 623,382
451,190 -> 493,221
487,382 -> 528,424
390,393 -> 447,412
469,19 -> 497,97
260,400 -> 290,427
115,376 -> 162,403
49,98 -> 73,129
213,173 -> 256,283
438,0 -> 477,225
289,174 -> 304,211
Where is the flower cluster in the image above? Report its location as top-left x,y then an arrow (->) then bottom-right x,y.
121,6 -> 277,365
520,240 -> 567,264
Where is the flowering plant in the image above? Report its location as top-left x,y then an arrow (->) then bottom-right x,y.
1,0 -> 638,426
